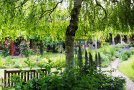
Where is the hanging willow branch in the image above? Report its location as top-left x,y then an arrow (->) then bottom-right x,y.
95,0 -> 107,20
15,0 -> 28,9
39,0 -> 63,20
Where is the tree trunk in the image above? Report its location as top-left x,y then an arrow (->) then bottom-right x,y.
94,40 -> 98,49
112,35 -> 115,45
120,34 -> 123,44
39,40 -> 44,56
127,36 -> 130,44
65,0 -> 82,68
10,41 -> 15,56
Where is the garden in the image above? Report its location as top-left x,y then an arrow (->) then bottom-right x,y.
0,0 -> 134,90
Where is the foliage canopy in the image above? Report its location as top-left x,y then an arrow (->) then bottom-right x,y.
0,0 -> 134,41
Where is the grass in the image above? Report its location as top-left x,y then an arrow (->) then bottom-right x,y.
0,87 -> 15,90
119,55 -> 134,81
0,52 -> 65,68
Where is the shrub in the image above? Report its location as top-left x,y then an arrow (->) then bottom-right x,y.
22,49 -> 34,57
2,48 -> 9,57
119,50 -> 133,61
12,69 -> 125,90
100,53 -> 110,67
97,45 -> 117,67
11,62 -> 125,90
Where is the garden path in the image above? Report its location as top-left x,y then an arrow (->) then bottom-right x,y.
103,58 -> 134,90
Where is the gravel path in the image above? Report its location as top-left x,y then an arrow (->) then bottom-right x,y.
103,58 -> 134,90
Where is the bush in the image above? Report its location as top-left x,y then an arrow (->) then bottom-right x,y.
2,48 -> 9,57
119,50 -> 133,61
100,53 -> 110,67
11,64 -> 125,90
98,45 -> 117,67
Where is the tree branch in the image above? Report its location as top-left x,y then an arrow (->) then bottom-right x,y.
95,0 -> 107,20
39,0 -> 63,20
15,0 -> 28,9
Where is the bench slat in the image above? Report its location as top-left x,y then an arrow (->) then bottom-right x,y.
3,69 -> 46,87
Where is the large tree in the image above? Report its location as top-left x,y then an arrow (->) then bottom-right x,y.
0,0 -> 134,68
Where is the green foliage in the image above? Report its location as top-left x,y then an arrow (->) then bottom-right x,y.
100,53 -> 110,67
84,50 -> 88,68
0,0 -> 68,41
98,45 -> 117,67
2,48 -> 9,57
21,48 -> 34,57
120,52 -> 129,61
98,52 -> 101,68
89,52 -> 93,67
0,0 -> 134,42
0,57 -> 5,68
95,52 -> 98,68
0,53 -> 66,68
76,48 -> 102,74
77,46 -> 83,68
119,50 -> 133,61
11,64 -> 125,90
52,59 -> 65,68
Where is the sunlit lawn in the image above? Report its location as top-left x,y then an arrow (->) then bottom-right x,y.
119,55 -> 134,81
0,52 -> 65,69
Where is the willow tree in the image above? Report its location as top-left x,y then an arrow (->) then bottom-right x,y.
65,0 -> 83,68
0,0 -> 134,68
66,0 -> 134,68
0,0 -> 111,68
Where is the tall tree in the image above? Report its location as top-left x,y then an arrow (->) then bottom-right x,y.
65,0 -> 83,68
0,0 -> 134,68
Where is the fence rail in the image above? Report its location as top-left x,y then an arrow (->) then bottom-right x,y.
1,69 -> 46,87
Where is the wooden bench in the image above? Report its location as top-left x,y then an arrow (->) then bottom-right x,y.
2,69 -> 47,87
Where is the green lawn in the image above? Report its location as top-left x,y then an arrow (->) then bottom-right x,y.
0,87 -> 15,90
119,55 -> 134,81
0,52 -> 65,69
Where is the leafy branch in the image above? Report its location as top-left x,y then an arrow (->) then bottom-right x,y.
39,0 -> 63,20
15,0 -> 28,9
95,0 -> 107,20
